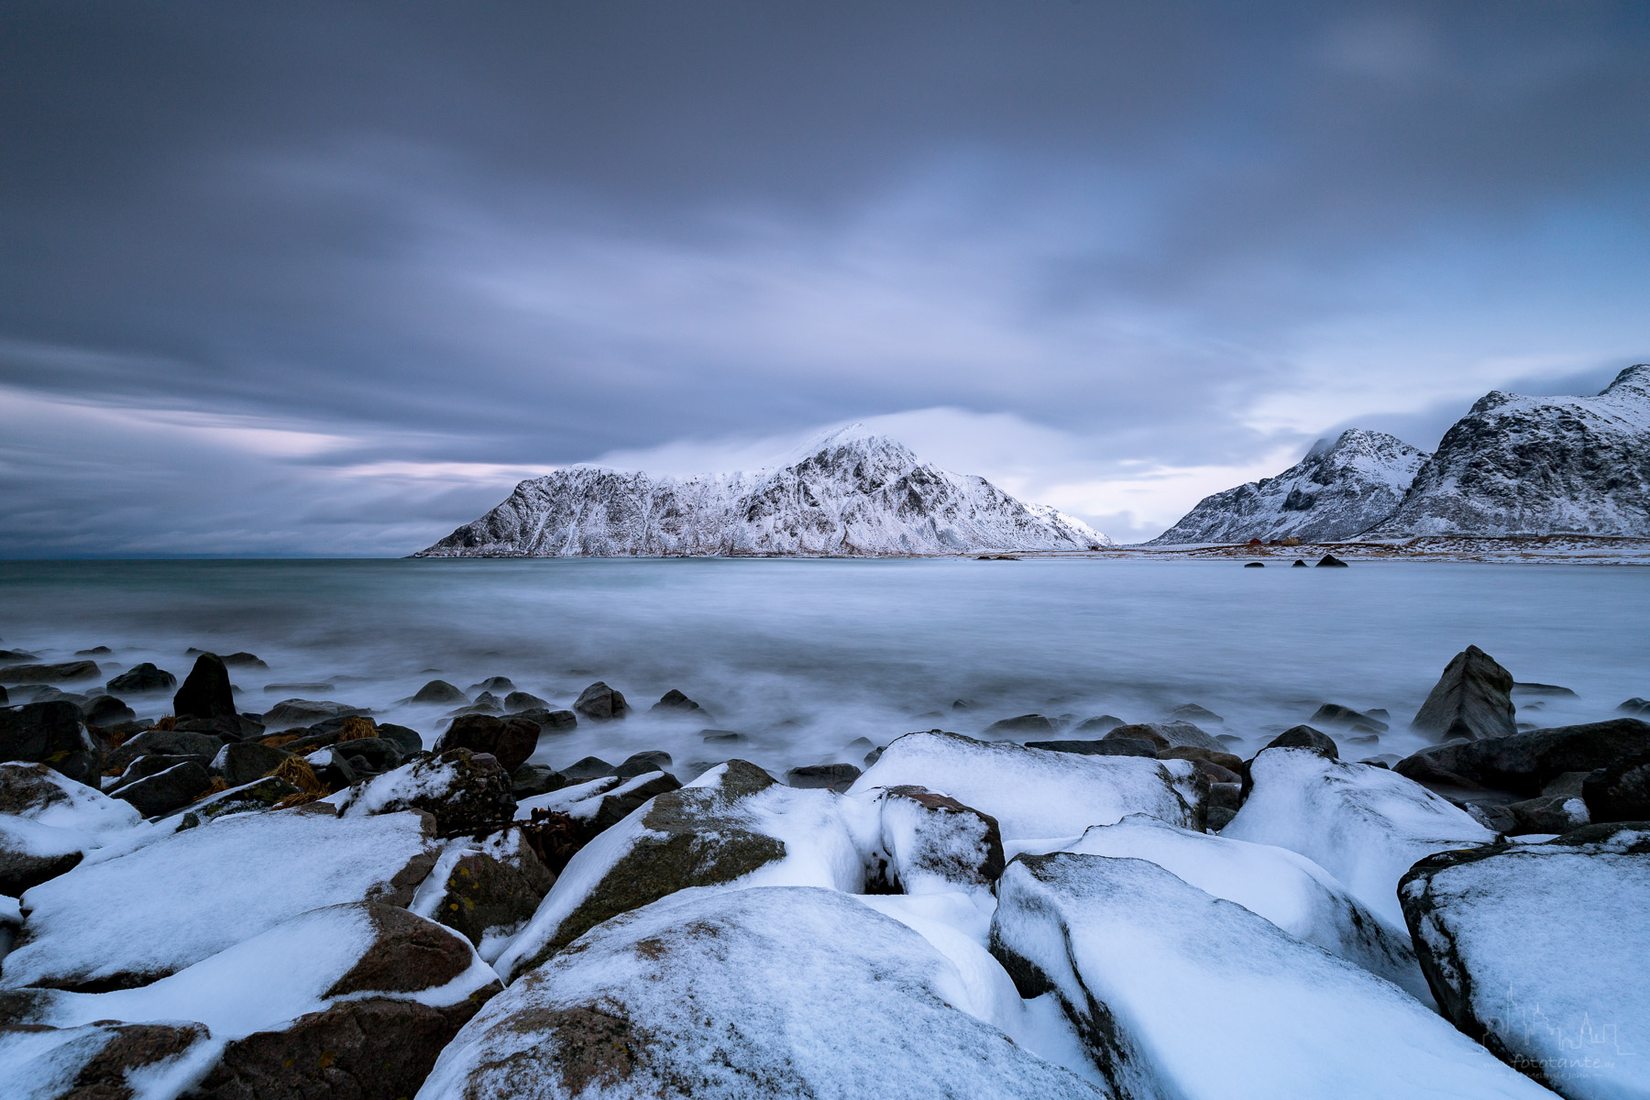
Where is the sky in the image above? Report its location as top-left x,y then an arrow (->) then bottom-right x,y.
1,1 -> 1646,555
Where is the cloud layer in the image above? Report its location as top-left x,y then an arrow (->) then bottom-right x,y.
1,2 -> 1645,552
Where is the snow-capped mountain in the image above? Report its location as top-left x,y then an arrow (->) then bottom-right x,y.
1148,429 -> 1429,545
415,424 -> 1113,557
1370,364 -> 1650,537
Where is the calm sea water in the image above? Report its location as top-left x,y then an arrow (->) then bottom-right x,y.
2,558 -> 1646,774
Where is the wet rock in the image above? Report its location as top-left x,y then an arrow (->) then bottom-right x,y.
0,701 -> 100,784
412,678 -> 468,704
1618,696 -> 1650,717
210,740 -> 293,787
560,755 -> 616,782
700,728 -> 746,744
1581,753 -> 1650,823
1244,561 -> 1265,567
418,827 -> 555,948
1396,718 -> 1650,796
1073,714 -> 1124,734
587,771 -> 683,832
504,689 -> 548,712
174,712 -> 264,741
1316,553 -> 1350,567
1107,720 -> 1224,753
434,713 -> 540,773
615,750 -> 672,779
652,688 -> 703,713
1504,792 -> 1590,834
511,763 -> 566,798
469,675 -> 516,694
338,748 -> 516,838
1309,703 -> 1389,733
1512,682 -> 1576,698
106,727 -> 225,774
1026,737 -> 1157,758
0,648 -> 39,662
573,680 -> 628,720
786,762 -> 862,791
1168,703 -> 1223,724
1411,644 -> 1517,742
105,662 -> 176,694
78,694 -> 135,728
111,760 -> 214,818
1263,724 -> 1339,758
172,652 -> 237,722
1292,558 -> 1308,566
1400,825 -> 1650,1099
983,713 -> 1056,736
514,706 -> 577,731
0,660 -> 101,684
262,697 -> 369,730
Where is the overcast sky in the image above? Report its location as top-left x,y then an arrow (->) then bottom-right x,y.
2,1 -> 1646,555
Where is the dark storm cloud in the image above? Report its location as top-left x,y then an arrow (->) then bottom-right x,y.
1,1 -> 1646,553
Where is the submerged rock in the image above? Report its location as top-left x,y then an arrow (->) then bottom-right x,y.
172,653 -> 237,721
990,854 -> 1551,1100
425,886 -> 1103,1100
1400,825 -> 1650,1099
411,679 -> 468,704
983,714 -> 1057,736
786,762 -> 862,791
105,662 -> 176,694
0,661 -> 101,684
1411,645 -> 1517,742
573,681 -> 628,720
651,688 -> 703,713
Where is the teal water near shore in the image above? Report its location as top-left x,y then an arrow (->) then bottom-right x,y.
2,558 -> 1646,773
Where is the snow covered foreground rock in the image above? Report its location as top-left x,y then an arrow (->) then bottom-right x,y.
990,854 -> 1554,1100
416,424 -> 1111,557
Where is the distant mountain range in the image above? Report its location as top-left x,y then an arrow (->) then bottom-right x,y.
1152,364 -> 1650,544
416,424 -> 1112,557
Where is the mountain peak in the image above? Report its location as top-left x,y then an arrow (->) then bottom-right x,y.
1603,363 -> 1650,398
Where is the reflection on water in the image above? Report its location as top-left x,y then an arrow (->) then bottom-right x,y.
1,558 -> 1646,774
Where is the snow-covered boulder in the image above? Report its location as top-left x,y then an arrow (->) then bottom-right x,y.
1222,747 -> 1496,926
990,854 -> 1556,1100
495,761 -> 870,980
873,785 -> 1005,895
1030,814 -> 1428,1000
515,769 -> 681,834
335,748 -> 516,838
1400,824 -> 1650,1099
409,826 -> 555,961
0,763 -> 142,895
849,731 -> 1204,844
3,807 -> 439,990
0,902 -> 501,1099
421,886 -> 1103,1099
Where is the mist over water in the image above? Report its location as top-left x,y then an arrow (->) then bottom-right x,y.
2,558 -> 1646,775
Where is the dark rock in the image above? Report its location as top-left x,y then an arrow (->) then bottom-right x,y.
112,761 -> 214,817
1168,703 -> 1223,724
1512,682 -> 1577,698
573,681 -> 628,720
504,690 -> 549,712
0,684 -> 6,705
511,763 -> 566,797
111,752 -> 209,791
700,728 -> 746,744
375,723 -> 423,755
1582,754 -> 1650,823
1073,714 -> 1124,734
1411,644 -> 1517,742
435,713 -> 540,773
1315,553 -> 1349,567
107,728 -> 225,773
412,679 -> 468,704
1396,718 -> 1650,796
1026,738 -> 1157,758
339,748 -> 516,838
0,648 -> 39,662
0,701 -> 99,783
514,706 -> 577,731
983,714 -> 1056,736
0,660 -> 101,684
189,650 -> 266,668
1309,703 -> 1389,733
652,688 -> 703,713
76,646 -> 113,656
1162,745 -> 1243,773
1505,793 -> 1589,834
174,712 -> 264,741
1243,561 -> 1265,567
106,662 -> 177,694
212,741 -> 293,787
173,653 -> 237,721
615,750 -> 672,778
1618,697 -> 1650,717
590,771 -> 683,831
262,698 -> 368,729
469,676 -> 516,694
1106,720 -> 1223,753
0,839 -> 83,895
785,762 -> 862,791
1263,724 -> 1340,759
425,829 -> 556,946
178,775 -> 302,827
1292,559 -> 1308,567
561,755 -> 616,782
262,680 -> 335,694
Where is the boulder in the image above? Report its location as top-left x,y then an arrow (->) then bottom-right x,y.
560,755 -> 616,782
1401,825 -> 1650,1099
1411,644 -> 1517,742
849,731 -> 1205,843
651,688 -> 703,713
470,676 -> 516,693
434,713 -> 540,773
875,785 -> 1004,894
1073,714 -> 1124,734
172,652 -> 237,721
786,762 -> 862,791
1033,814 -> 1429,998
515,706 -> 577,731
614,749 -> 672,778
990,854 -> 1552,1100
1395,718 -> 1650,796
1167,703 -> 1222,724
3,809 -> 440,990
1223,747 -> 1496,926
211,740 -> 293,787
700,728 -> 746,744
1618,697 -> 1650,717
495,760 -> 863,978
337,748 -> 516,839
106,727 -> 225,774
1106,720 -> 1225,753
0,660 -> 101,684
510,763 -> 565,798
411,679 -> 468,704
503,690 -> 549,712
0,701 -> 100,784
111,760 -> 214,818
0,764 -> 143,893
572,680 -> 628,720
1581,753 -> 1650,823
106,662 -> 177,694
0,1020 -> 209,1098
425,886 -> 1103,1100
413,826 -> 556,951
174,712 -> 263,742
983,714 -> 1056,736
79,694 -> 136,728
1316,553 -> 1350,567
262,698 -> 368,730
1309,703 -> 1389,733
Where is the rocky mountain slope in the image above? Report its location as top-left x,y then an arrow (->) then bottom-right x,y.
416,424 -> 1111,557
1149,429 -> 1429,545
1371,364 -> 1650,537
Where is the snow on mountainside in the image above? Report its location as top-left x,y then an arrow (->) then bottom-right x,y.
1149,429 -> 1429,545
415,424 -> 1114,557
1371,364 -> 1650,538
